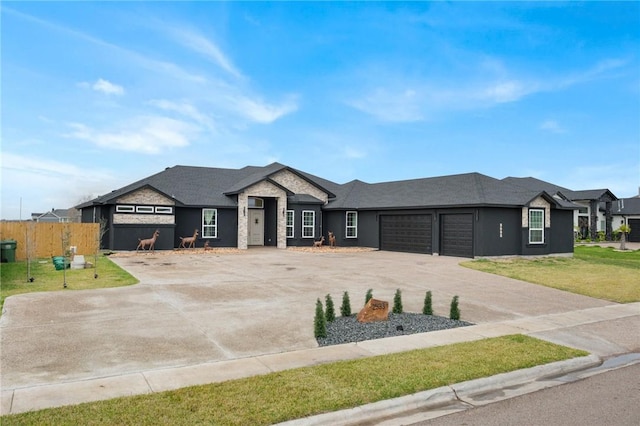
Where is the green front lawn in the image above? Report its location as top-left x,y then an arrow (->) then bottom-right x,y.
0,255 -> 138,313
1,335 -> 587,426
462,246 -> 640,303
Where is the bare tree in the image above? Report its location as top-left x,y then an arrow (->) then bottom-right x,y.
94,217 -> 108,278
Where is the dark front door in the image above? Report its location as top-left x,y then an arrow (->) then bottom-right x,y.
628,219 -> 640,242
440,213 -> 473,258
380,214 -> 432,254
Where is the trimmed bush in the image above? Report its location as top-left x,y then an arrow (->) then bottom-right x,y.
325,294 -> 336,322
365,289 -> 373,305
314,299 -> 327,338
423,290 -> 433,315
392,289 -> 403,314
450,295 -> 460,320
340,291 -> 351,317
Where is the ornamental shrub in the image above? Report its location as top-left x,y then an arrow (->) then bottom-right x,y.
423,290 -> 433,315
314,298 -> 327,338
392,289 -> 403,314
365,289 -> 373,305
340,291 -> 351,317
450,295 -> 460,320
325,294 -> 336,322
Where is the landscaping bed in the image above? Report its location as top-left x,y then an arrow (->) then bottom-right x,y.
318,313 -> 473,346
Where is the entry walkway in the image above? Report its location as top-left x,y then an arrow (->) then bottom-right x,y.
3,302 -> 638,415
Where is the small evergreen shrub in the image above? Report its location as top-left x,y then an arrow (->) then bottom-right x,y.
314,299 -> 327,338
423,290 -> 433,315
392,289 -> 403,314
340,291 -> 351,317
325,294 -> 336,322
449,295 -> 460,320
365,289 -> 373,305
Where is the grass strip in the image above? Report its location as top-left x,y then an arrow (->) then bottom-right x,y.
462,246 -> 640,303
1,335 -> 587,426
0,255 -> 138,313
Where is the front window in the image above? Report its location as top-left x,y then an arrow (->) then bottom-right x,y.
529,209 -> 544,244
286,210 -> 294,238
346,211 -> 358,238
302,210 -> 315,238
203,209 -> 217,238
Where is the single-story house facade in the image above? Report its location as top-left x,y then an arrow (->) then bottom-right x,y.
77,162 -> 580,258
502,177 -> 618,241
611,193 -> 640,242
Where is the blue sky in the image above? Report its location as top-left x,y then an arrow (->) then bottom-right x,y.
2,1 -> 639,220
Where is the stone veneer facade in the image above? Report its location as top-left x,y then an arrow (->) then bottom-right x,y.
113,188 -> 175,225
236,171 -> 328,249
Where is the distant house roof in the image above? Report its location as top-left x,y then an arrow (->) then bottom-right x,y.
611,198 -> 640,215
503,177 -> 617,204
31,209 -> 80,222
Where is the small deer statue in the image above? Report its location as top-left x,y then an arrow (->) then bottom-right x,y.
328,231 -> 336,248
137,230 -> 160,252
179,229 -> 199,249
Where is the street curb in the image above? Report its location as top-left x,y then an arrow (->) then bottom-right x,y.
275,355 -> 602,426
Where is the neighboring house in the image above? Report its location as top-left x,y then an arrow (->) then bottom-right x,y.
77,162 -> 579,258
502,177 -> 618,241
31,208 -> 81,223
611,193 -> 640,242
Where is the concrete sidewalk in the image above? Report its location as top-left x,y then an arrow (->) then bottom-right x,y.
3,302 -> 639,417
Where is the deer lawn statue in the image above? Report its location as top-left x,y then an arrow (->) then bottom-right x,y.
137,230 -> 160,252
179,229 -> 199,249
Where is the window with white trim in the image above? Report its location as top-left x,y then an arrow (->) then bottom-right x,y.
346,211 -> 358,238
286,210 -> 294,238
116,205 -> 135,213
203,209 -> 217,238
155,206 -> 173,214
528,209 -> 544,244
302,210 -> 315,238
136,206 -> 154,213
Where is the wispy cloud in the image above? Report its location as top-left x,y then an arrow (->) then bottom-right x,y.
65,116 -> 195,154
163,25 -> 243,79
79,78 -> 125,95
227,94 -> 299,124
540,120 -> 566,134
148,99 -> 216,131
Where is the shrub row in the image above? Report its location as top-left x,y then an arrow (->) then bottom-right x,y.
314,289 -> 462,338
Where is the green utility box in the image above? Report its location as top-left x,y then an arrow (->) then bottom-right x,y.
1,240 -> 17,263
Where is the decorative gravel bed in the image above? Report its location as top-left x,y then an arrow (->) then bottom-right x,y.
317,313 -> 474,347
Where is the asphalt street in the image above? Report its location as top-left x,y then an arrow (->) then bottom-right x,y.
411,363 -> 640,426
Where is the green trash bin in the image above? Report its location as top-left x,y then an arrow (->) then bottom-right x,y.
1,239 -> 17,263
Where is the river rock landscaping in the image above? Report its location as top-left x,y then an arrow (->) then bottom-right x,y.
317,313 -> 473,346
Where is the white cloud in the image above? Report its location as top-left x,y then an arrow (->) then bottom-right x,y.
148,99 -> 216,131
1,153 -> 118,219
166,26 -> 243,79
65,116 -> 195,154
344,146 -> 367,159
91,78 -> 124,95
228,94 -> 299,124
540,120 -> 566,134
348,87 -> 424,123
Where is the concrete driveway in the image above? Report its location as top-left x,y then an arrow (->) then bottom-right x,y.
1,248 -> 613,390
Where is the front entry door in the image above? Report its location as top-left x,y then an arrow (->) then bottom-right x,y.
248,209 -> 265,246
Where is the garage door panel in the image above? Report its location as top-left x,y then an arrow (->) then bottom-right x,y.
380,215 -> 432,254
441,214 -> 473,258
629,219 -> 640,242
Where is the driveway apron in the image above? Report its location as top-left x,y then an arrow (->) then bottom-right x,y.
1,249 -> 613,390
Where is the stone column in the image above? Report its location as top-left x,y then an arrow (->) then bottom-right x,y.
605,201 -> 613,241
237,193 -> 248,249
589,200 -> 598,241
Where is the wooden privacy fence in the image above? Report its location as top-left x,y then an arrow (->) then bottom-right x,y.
0,222 -> 100,261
